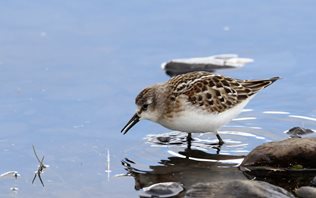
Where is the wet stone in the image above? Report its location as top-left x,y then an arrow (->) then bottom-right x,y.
145,131 -> 188,146
241,138 -> 316,168
139,182 -> 184,198
295,186 -> 316,198
157,136 -> 171,143
240,138 -> 316,191
185,180 -> 294,198
311,176 -> 316,187
162,54 -> 253,77
286,127 -> 314,138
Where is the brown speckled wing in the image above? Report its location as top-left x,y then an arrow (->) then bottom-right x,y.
167,72 -> 279,113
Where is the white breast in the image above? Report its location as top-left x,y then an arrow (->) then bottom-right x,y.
159,96 -> 253,133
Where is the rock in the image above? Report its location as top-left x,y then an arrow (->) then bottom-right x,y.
139,182 -> 184,198
311,176 -> 316,187
185,180 -> 294,198
241,138 -> 316,168
286,127 -> 314,138
295,186 -> 316,198
241,167 -> 316,192
240,138 -> 316,191
144,131 -> 187,145
157,136 -> 171,143
161,54 -> 253,77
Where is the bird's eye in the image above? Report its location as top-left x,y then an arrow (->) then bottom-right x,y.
143,104 -> 149,111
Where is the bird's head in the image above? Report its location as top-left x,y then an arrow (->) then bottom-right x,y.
121,86 -> 161,134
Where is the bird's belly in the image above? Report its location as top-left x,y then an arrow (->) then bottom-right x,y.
159,98 -> 252,133
160,113 -> 222,133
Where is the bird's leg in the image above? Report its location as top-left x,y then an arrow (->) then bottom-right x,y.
186,133 -> 192,150
212,132 -> 223,154
213,145 -> 222,155
216,133 -> 224,145
187,133 -> 193,141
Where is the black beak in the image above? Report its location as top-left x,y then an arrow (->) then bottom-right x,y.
121,113 -> 140,135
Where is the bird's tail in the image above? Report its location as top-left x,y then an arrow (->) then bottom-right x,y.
241,76 -> 280,93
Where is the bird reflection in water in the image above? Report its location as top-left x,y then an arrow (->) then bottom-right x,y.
122,148 -> 245,192
145,131 -> 228,155
186,133 -> 223,154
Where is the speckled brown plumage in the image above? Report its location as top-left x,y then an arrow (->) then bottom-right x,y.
165,71 -> 279,114
122,71 -> 279,144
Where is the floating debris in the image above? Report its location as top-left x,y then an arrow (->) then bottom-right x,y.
161,54 -> 253,76
0,171 -> 20,179
139,182 -> 184,198
32,145 -> 49,187
10,187 -> 19,192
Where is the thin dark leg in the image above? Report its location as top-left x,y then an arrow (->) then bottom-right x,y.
186,133 -> 192,149
212,132 -> 223,154
216,133 -> 224,145
213,146 -> 221,154
187,133 -> 192,141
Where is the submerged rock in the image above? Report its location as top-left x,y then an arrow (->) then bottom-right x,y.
241,138 -> 316,168
295,186 -> 316,198
286,127 -> 314,138
185,180 -> 294,198
139,182 -> 184,198
240,138 -> 316,191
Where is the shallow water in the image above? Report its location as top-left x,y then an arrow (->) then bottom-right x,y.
0,0 -> 316,197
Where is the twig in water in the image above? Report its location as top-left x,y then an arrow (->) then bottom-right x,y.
32,145 -> 48,187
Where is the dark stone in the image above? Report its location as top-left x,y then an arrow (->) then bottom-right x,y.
286,127 -> 314,138
241,167 -> 316,192
157,136 -> 171,143
139,182 -> 184,198
295,186 -> 316,198
241,138 -> 316,168
311,176 -> 316,187
240,138 -> 316,191
163,62 -> 233,77
185,180 -> 294,198
162,55 -> 253,77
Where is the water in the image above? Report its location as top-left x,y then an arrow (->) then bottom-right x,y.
0,0 -> 316,197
